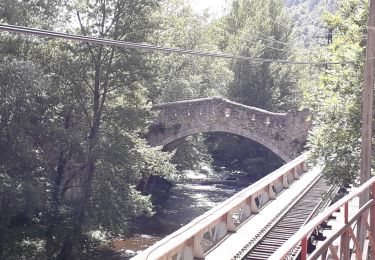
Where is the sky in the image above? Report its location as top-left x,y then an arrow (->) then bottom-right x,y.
190,0 -> 232,16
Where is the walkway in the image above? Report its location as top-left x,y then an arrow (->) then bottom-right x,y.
206,166 -> 323,259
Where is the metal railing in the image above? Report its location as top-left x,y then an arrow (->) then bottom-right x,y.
132,154 -> 309,260
270,176 -> 375,260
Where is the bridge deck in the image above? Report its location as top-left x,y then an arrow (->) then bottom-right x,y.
205,166 -> 322,260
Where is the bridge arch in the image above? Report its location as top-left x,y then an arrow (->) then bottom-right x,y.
160,128 -> 290,162
147,98 -> 310,162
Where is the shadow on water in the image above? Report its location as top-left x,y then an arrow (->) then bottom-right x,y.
111,133 -> 284,258
113,167 -> 260,258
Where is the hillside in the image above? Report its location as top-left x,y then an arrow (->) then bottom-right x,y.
285,0 -> 338,45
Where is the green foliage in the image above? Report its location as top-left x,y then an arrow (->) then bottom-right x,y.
0,0 -> 68,28
286,0 -> 338,46
305,0 -> 368,184
3,0 -> 362,258
164,134 -> 213,171
148,0 -> 233,102
146,0 -> 233,170
0,57 -> 56,258
0,0 -> 177,258
222,0 -> 301,112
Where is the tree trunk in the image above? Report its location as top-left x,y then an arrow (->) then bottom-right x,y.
46,114 -> 71,257
56,236 -> 73,260
45,151 -> 68,257
57,59 -> 104,259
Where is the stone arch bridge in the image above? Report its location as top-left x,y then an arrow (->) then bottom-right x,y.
147,98 -> 310,162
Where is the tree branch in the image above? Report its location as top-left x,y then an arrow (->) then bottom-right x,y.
67,78 -> 92,127
77,11 -> 97,64
61,165 -> 87,196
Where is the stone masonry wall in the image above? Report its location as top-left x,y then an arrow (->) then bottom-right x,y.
147,98 -> 310,162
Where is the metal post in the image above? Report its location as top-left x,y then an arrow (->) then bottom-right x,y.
341,203 -> 350,259
359,0 -> 375,249
301,236 -> 308,260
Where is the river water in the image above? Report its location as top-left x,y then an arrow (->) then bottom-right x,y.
113,166 -> 262,257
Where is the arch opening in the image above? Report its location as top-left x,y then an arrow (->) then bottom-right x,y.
156,126 -> 290,162
137,132 -> 284,238
163,131 -> 284,175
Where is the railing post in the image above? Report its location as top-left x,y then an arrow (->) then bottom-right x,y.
268,183 -> 276,200
293,166 -> 301,180
215,221 -> 228,241
242,199 -> 252,220
340,203 -> 350,259
283,173 -> 290,188
302,161 -> 308,172
301,236 -> 308,260
177,246 -> 194,260
321,248 -> 328,260
193,232 -> 205,259
227,211 -> 236,232
250,195 -> 259,213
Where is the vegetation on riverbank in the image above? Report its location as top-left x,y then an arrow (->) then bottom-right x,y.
1,0 -> 371,258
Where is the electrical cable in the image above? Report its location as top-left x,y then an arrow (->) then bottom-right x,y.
0,24 -> 358,66
215,19 -> 316,56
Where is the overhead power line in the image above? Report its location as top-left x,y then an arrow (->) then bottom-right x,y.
0,24 -> 357,66
217,19 -> 300,52
236,28 -> 314,56
214,20 -> 315,58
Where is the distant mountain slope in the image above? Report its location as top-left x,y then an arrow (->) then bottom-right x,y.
285,0 -> 338,45
285,0 -> 336,11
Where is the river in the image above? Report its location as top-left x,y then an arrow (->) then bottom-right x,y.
113,166 -> 263,258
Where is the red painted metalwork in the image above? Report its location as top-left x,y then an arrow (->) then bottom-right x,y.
340,202 -> 350,259
348,227 -> 362,260
301,237 -> 307,260
241,176 -> 331,259
269,177 -> 375,260
328,244 -> 339,260
340,229 -> 350,259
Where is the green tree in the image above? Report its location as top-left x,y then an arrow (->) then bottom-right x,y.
222,0 -> 301,112
146,0 -> 233,170
148,0 -> 233,102
0,2 -> 73,258
0,0 -> 176,259
305,0 -> 368,184
164,135 -> 213,171
286,0 -> 338,46
43,1 -> 176,258
0,58 -> 56,259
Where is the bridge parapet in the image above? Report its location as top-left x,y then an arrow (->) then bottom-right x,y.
147,98 -> 310,161
131,154 -> 309,260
